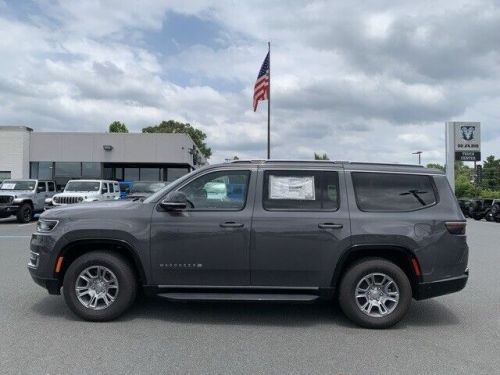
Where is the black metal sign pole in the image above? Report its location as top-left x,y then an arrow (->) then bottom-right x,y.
267,41 -> 271,160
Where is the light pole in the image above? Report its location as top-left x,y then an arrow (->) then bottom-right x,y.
412,151 -> 423,165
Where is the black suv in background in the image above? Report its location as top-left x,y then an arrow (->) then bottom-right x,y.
468,199 -> 493,220
28,161 -> 469,329
487,200 -> 500,222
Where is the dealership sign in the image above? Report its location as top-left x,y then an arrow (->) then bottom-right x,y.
453,122 -> 481,161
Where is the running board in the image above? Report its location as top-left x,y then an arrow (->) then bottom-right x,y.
157,292 -> 320,302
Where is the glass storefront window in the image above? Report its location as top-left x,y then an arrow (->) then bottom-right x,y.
0,171 -> 11,181
140,168 -> 160,181
166,167 -> 190,182
39,162 -> 53,180
82,163 -> 101,178
55,162 -> 81,178
103,167 -> 113,180
124,168 -> 139,181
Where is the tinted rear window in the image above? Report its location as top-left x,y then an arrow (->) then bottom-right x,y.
352,172 -> 437,211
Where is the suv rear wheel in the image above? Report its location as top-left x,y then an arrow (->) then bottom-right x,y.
339,258 -> 412,329
63,252 -> 137,321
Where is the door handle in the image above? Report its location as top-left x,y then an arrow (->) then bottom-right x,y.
318,223 -> 343,229
220,222 -> 244,228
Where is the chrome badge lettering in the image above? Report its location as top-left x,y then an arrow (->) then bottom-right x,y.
160,263 -> 203,269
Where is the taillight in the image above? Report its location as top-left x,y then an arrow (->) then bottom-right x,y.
445,221 -> 466,235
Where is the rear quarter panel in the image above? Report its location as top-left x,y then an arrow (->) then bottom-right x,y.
345,172 -> 468,282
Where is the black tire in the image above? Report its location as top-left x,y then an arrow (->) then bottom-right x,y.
338,258 -> 412,329
63,251 -> 137,321
491,204 -> 499,215
16,203 -> 32,223
485,210 -> 494,222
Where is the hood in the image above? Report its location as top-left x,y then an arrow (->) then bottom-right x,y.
0,190 -> 34,196
41,199 -> 142,219
126,193 -> 149,200
54,191 -> 100,197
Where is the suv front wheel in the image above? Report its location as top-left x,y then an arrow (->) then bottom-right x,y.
339,258 -> 412,329
63,252 -> 137,321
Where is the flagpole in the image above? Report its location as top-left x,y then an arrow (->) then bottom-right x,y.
267,41 -> 271,159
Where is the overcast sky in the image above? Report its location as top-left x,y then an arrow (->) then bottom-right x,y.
0,0 -> 499,164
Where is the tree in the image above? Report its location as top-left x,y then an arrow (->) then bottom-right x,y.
314,152 -> 329,160
426,163 -> 445,171
481,155 -> 500,190
142,120 -> 212,158
108,121 -> 129,133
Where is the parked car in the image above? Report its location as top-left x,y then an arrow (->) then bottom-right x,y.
490,201 -> 500,223
119,181 -> 133,199
467,199 -> 493,220
484,199 -> 500,222
0,179 -> 56,222
457,198 -> 473,217
125,181 -> 168,201
29,161 -> 468,329
46,180 -> 120,208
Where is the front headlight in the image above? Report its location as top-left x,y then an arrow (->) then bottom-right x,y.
78,197 -> 84,202
37,219 -> 59,233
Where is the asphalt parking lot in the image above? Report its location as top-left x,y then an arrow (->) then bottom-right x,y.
0,218 -> 498,375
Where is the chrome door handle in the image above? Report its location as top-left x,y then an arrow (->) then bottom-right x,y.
318,223 -> 343,229
220,222 -> 244,228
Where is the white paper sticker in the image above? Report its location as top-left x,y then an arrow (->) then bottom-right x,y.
269,176 -> 315,200
1,183 -> 15,189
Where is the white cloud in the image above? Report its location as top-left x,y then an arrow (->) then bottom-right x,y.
0,0 -> 499,166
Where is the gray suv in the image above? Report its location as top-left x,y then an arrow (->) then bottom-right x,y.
28,161 -> 469,328
0,179 -> 56,223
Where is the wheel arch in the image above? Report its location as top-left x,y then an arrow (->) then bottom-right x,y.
56,239 -> 147,286
331,245 -> 421,297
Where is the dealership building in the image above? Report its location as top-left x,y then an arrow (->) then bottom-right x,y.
0,126 -> 205,189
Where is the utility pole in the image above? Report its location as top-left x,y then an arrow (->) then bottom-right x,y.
412,151 -> 423,165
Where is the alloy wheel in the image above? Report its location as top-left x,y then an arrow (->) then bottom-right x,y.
355,272 -> 400,317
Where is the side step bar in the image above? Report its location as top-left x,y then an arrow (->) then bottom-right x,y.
157,293 -> 320,302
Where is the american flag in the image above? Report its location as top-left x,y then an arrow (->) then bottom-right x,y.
253,52 -> 270,111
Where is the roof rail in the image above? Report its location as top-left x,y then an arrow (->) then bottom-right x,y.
229,159 -> 423,168
229,159 -> 342,164
349,162 -> 423,168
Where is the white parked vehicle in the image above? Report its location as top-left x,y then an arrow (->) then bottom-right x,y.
47,180 -> 120,208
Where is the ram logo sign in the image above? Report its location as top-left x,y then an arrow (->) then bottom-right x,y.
460,126 -> 476,141
453,122 -> 481,161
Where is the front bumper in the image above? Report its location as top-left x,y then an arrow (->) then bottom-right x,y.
0,205 -> 19,215
28,271 -> 61,295
414,269 -> 469,300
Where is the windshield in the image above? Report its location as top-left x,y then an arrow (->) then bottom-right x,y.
0,180 -> 36,190
130,182 -> 167,194
65,181 -> 100,192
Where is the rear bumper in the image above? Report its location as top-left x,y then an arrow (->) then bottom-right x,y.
414,269 -> 469,300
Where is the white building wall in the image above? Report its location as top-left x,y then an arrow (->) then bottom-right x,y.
29,132 -> 202,165
0,127 -> 31,179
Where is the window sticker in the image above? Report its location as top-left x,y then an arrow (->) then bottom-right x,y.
1,183 -> 15,189
269,175 -> 315,200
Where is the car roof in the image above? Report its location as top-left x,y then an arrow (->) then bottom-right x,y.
212,160 -> 444,175
67,179 -> 117,183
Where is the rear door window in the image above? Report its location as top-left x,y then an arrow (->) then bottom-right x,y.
351,172 -> 437,212
263,170 -> 339,211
